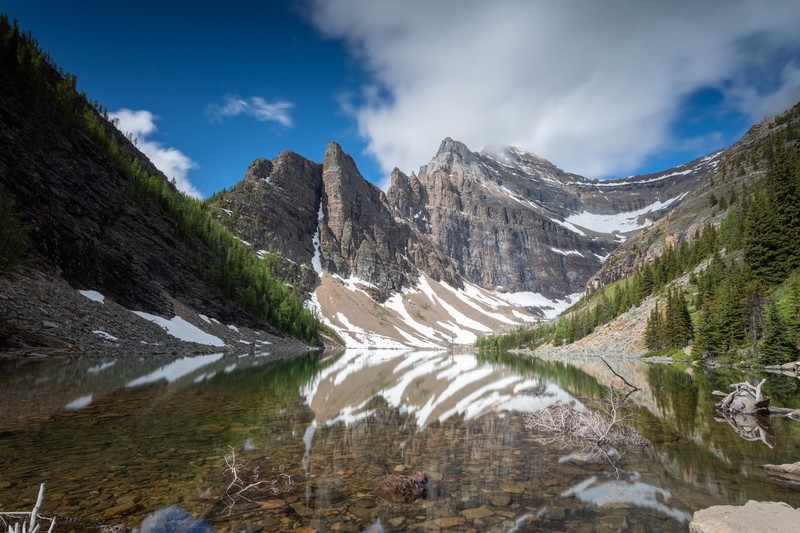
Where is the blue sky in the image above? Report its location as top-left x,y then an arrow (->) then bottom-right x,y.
4,1 -> 800,197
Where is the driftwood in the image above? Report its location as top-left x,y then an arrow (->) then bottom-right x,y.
712,379 -> 800,447
761,462 -> 800,485
714,379 -> 771,414
0,483 -> 56,533
713,378 -> 800,417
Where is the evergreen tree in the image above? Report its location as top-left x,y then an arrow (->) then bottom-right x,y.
645,304 -> 662,351
743,280 -> 765,358
667,287 -> 693,348
743,191 -> 784,283
760,300 -> 798,365
767,146 -> 800,272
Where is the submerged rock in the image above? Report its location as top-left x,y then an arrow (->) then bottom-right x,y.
376,471 -> 429,503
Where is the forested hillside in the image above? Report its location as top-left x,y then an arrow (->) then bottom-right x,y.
0,14 -> 322,346
479,102 -> 800,364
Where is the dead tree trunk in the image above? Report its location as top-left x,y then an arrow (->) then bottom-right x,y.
714,379 -> 771,415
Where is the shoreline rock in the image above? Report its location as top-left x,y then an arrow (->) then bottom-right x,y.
689,500 -> 800,533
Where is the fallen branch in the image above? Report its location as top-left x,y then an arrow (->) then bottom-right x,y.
601,358 -> 640,400
221,446 -> 294,514
524,386 -> 649,468
0,484 -> 55,533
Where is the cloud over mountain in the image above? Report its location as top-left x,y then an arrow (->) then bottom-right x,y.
307,0 -> 800,179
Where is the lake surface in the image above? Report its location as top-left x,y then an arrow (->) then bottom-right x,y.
1,350 -> 800,532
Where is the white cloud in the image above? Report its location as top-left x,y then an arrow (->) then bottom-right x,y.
205,95 -> 294,127
110,109 -> 202,199
307,0 -> 800,178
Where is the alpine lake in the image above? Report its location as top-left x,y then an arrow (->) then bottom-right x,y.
2,349 -> 800,532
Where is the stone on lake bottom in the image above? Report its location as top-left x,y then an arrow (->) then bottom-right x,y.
260,499 -> 287,510
430,516 -> 465,528
490,494 -> 512,507
460,505 -> 494,519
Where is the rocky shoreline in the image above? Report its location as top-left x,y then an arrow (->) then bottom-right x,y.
0,268 -> 314,358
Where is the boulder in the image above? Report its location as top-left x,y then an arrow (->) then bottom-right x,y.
689,500 -> 800,533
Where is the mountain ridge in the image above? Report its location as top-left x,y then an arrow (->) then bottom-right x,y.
0,16 -> 323,353
208,126 -> 735,347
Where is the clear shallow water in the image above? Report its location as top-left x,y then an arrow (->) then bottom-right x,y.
1,350 -> 799,532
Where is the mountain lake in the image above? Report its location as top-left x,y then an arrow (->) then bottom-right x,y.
1,350 -> 800,532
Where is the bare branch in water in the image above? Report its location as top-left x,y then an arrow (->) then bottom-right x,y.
524,386 -> 649,474
220,446 -> 295,516
600,357 -> 640,400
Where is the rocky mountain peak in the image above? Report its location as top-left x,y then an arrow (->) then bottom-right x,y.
243,157 -> 273,181
387,167 -> 428,228
480,145 -> 557,173
323,141 -> 353,176
436,137 -> 474,159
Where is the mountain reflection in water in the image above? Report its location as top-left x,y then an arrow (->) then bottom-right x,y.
0,350 -> 800,532
301,350 -> 580,429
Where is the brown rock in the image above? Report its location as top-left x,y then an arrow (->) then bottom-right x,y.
260,499 -> 287,510
460,505 -> 494,519
376,471 -> 429,503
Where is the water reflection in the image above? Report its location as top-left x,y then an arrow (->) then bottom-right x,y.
562,474 -> 693,522
1,350 -> 800,532
301,350 -> 578,429
127,353 -> 225,387
715,412 -> 776,448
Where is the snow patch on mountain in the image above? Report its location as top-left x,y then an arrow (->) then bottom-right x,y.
550,218 -> 587,236
132,311 -> 226,347
497,291 -> 583,320
565,193 -> 688,235
550,248 -> 584,257
310,272 -> 538,348
79,290 -> 105,303
312,200 -> 324,275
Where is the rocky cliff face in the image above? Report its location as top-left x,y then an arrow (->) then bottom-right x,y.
209,142 -> 460,302
588,107 -> 799,289
209,134 -> 721,346
385,138 -> 714,298
214,135 -> 720,308
0,31 -> 315,353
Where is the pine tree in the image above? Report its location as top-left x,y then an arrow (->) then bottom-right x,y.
669,287 -> 693,348
743,191 -> 784,283
645,304 -> 662,351
760,300 -> 798,365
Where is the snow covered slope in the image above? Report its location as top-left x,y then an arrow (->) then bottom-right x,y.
308,272 -> 539,349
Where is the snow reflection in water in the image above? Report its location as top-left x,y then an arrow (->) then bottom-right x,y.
1,350 -> 800,532
302,350 -> 576,429
562,475 -> 693,522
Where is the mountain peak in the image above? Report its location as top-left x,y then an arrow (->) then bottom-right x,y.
480,145 -> 556,171
436,137 -> 473,158
324,140 -> 346,160
244,157 -> 274,181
